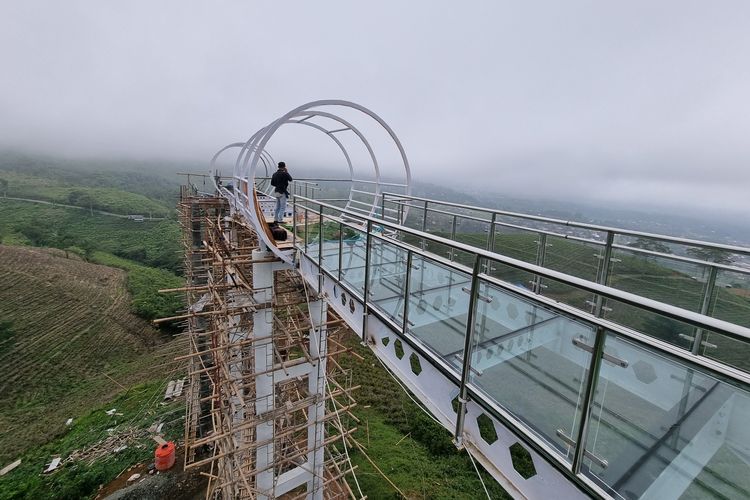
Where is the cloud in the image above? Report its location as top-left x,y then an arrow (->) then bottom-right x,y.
1,0 -> 748,217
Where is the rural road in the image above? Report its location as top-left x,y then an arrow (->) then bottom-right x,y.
0,196 -> 166,220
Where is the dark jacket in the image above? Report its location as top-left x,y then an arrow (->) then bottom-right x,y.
271,169 -> 292,196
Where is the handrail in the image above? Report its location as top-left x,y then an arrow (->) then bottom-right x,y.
384,192 -> 750,256
294,195 -> 750,344
293,194 -> 750,500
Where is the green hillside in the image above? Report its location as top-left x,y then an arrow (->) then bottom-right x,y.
0,245 -> 185,499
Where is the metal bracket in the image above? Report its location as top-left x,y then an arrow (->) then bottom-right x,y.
461,287 -> 493,303
572,337 -> 628,368
678,333 -> 717,349
556,430 -> 609,469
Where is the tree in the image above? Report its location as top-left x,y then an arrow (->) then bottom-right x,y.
68,189 -> 94,215
627,237 -> 672,255
687,247 -> 736,266
627,237 -> 672,263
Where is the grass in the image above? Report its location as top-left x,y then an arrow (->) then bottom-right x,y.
0,155 -> 178,216
0,170 -> 173,217
90,251 -> 183,321
0,245 -> 183,465
0,380 -> 184,500
0,201 -> 184,324
0,200 -> 181,273
339,336 -> 511,499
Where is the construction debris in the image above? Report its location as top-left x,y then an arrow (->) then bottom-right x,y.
0,459 -> 21,477
127,473 -> 141,482
43,457 -> 61,473
65,418 -> 73,426
163,378 -> 186,400
172,379 -> 184,398
64,427 -> 144,466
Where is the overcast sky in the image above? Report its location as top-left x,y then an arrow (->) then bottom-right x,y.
1,1 -> 749,218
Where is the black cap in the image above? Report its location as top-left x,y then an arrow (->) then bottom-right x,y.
278,161 -> 286,168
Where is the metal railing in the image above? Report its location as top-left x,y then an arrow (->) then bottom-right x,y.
382,193 -> 750,362
292,194 -> 750,500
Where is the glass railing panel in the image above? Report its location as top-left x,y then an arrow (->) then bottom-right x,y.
367,237 -> 407,324
544,236 -> 604,282
339,226 -> 367,296
318,215 -> 341,277
492,226 -> 539,263
403,202 -> 426,230
608,248 -> 708,312
454,216 -> 492,251
698,330 -> 750,373
582,332 -> 750,500
467,279 -> 596,463
541,279 -> 597,311
423,238 -> 455,261
601,299 -> 694,351
424,208 -> 453,235
406,255 -> 471,363
711,269 -> 750,329
485,260 -> 537,293
301,209 -> 322,260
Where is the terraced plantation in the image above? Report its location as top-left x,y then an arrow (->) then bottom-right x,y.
0,245 -> 182,465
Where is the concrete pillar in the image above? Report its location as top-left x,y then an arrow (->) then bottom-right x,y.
253,249 -> 276,499
306,299 -> 327,500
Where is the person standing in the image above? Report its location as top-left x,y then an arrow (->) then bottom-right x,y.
270,161 -> 292,224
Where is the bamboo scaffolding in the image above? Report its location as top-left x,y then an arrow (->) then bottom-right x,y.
176,191 -> 357,498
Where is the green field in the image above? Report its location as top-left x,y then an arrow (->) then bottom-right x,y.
340,336 -> 510,499
0,152 -> 180,215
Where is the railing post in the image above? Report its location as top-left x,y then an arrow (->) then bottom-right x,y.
571,234 -> 614,474
486,213 -> 497,252
420,200 -> 427,250
692,265 -> 718,354
317,204 -> 324,293
402,251 -> 413,334
292,197 -> 297,256
572,325 -> 607,474
532,233 -> 548,294
450,215 -> 458,261
591,231 -> 615,315
454,255 -> 482,447
362,220 -> 373,343
304,206 -> 309,254
381,193 -> 387,221
484,213 -> 497,274
337,221 -> 344,282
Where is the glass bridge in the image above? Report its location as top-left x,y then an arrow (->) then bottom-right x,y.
289,191 -> 750,500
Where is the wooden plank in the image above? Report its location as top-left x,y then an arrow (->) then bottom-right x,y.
0,459 -> 21,476
252,188 -> 277,243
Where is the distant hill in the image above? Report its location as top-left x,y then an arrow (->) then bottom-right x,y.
0,150 -> 182,215
0,245 -> 179,464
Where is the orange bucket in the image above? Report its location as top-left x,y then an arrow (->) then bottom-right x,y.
154,441 -> 175,471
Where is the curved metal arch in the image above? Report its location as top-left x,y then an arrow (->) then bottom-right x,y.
285,110 -> 381,214
211,141 -> 275,193
238,110 -> 380,202
291,119 -> 355,190
229,100 -> 411,264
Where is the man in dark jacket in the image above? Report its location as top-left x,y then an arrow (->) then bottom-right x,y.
270,162 -> 292,224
